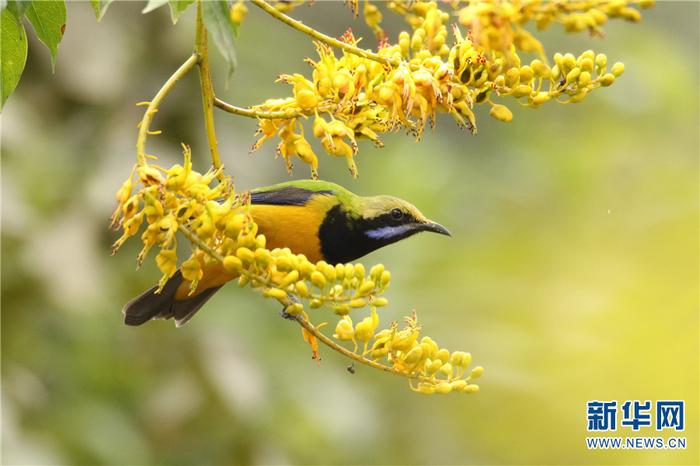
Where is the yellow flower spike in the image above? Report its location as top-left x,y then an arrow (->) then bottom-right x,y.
310,271 -> 327,288
223,255 -> 243,273
334,263 -> 345,280
334,304 -> 350,316
115,174 -> 134,204
489,104 -> 513,123
333,316 -> 355,341
470,366 -> 485,380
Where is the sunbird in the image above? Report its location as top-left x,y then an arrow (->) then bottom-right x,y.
123,180 -> 450,326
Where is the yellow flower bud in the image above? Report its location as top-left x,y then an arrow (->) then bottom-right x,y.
156,248 -> 177,278
349,298 -> 366,308
285,302 -> 303,316
310,299 -> 322,309
223,255 -> 242,273
230,0 -> 247,24
463,384 -> 480,394
426,359 -> 442,375
334,316 -> 355,341
403,345 -> 424,365
181,257 -> 203,282
470,366 -> 485,379
450,380 -> 467,391
436,382 -> 452,394
236,247 -> 255,264
436,348 -> 450,363
372,297 -> 388,307
369,264 -> 385,280
599,73 -> 615,87
294,280 -> 309,297
440,362 -> 453,377
295,89 -> 319,111
310,271 -> 326,288
279,270 -> 299,288
264,288 -> 288,300
489,104 -> 513,123
416,383 -> 436,395
254,248 -> 272,266
611,62 -> 625,77
380,270 -> 391,287
357,280 -> 375,297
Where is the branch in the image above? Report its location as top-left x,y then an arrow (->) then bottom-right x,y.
176,224 -> 428,381
136,54 -> 199,166
250,0 -> 399,67
195,0 -> 224,180
214,97 -> 302,119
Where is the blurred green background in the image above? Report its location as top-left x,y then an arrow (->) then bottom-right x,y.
1,1 -> 698,465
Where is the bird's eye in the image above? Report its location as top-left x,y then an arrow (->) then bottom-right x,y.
390,208 -> 403,220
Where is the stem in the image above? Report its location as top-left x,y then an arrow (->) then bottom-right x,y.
250,0 -> 399,67
136,54 -> 199,166
294,315 -> 431,382
214,97 -> 302,119
195,0 -> 224,180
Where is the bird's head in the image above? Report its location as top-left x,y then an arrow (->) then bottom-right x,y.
318,189 -> 450,264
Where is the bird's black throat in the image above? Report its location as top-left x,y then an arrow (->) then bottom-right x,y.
318,205 -> 421,264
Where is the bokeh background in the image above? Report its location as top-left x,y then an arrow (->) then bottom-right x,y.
1,1 -> 698,465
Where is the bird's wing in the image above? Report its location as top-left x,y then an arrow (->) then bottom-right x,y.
250,185 -> 334,206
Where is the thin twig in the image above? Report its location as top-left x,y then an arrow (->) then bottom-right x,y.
250,0 -> 400,67
136,54 -> 199,166
214,97 -> 302,119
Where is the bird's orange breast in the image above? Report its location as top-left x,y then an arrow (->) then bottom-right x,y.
175,195 -> 336,300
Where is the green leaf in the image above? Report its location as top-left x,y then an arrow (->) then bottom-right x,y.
6,0 -> 32,20
90,0 -> 113,21
142,0 -> 169,14
167,0 -> 193,24
202,0 -> 237,79
25,0 -> 65,71
1,8 -> 28,108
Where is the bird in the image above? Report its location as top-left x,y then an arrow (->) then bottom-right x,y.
123,179 -> 450,327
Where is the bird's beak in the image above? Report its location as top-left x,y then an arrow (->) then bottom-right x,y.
421,220 -> 451,236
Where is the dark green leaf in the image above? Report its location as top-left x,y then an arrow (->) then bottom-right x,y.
202,0 -> 237,79
142,0 -> 168,14
1,8 -> 28,107
6,0 -> 32,20
25,0 -> 65,71
90,0 -> 113,21
167,0 -> 193,24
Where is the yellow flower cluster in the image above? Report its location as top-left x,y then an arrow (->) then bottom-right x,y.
110,146 -> 388,315
247,0 -> 646,178
334,309 -> 484,394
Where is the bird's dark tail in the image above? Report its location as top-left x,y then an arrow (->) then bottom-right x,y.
122,270 -> 223,327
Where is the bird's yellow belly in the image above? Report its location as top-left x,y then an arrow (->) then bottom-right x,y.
175,202 -> 327,299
